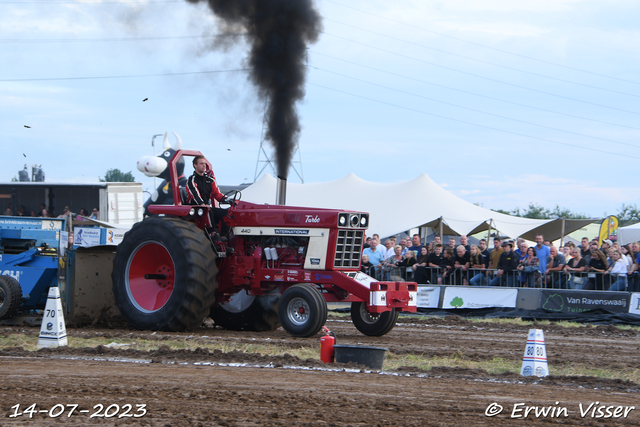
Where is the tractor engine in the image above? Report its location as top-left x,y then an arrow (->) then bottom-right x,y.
216,205 -> 369,300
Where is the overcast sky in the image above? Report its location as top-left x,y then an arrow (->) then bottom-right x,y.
2,0 -> 639,218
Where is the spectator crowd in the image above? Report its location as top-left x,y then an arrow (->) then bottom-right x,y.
362,233 -> 640,292
2,203 -> 98,220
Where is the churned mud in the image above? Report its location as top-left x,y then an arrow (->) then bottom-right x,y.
1,314 -> 639,425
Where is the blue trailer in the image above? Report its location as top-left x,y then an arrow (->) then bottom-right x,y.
0,216 -> 66,319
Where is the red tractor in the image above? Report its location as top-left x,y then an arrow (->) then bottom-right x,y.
112,149 -> 417,337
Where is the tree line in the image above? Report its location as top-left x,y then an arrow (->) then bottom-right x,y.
492,203 -> 640,226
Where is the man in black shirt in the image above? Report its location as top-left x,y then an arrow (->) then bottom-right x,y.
413,243 -> 443,284
459,235 -> 471,253
186,155 -> 230,238
440,248 -> 455,285
478,239 -> 490,268
489,241 -> 519,287
451,245 -> 470,285
407,234 -> 424,255
579,237 -> 590,258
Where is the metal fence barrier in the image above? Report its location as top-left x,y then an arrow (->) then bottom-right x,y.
361,265 -> 639,292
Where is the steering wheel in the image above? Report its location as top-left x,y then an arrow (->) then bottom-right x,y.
221,190 -> 241,205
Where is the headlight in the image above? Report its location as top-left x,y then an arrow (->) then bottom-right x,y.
339,214 -> 347,226
360,215 -> 368,227
349,214 -> 359,227
189,207 -> 195,216
197,208 -> 204,216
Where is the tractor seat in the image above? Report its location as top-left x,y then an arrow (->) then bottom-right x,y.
179,187 -> 189,205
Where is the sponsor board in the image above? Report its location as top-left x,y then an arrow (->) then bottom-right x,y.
304,272 -> 311,281
541,290 -> 630,314
442,287 -> 517,309
59,231 -> 68,256
105,229 -> 126,245
0,218 -> 63,230
629,293 -> 640,315
417,286 -> 440,308
73,227 -> 101,247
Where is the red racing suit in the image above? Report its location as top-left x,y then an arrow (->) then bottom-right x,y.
186,170 -> 224,205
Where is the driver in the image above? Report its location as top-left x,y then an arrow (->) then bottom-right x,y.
186,155 -> 230,238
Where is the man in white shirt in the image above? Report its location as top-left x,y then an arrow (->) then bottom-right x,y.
380,239 -> 395,259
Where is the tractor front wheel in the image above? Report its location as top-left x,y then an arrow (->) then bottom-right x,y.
277,284 -> 327,337
351,301 -> 398,336
112,217 -> 217,331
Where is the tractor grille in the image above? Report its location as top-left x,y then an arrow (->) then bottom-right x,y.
333,229 -> 363,269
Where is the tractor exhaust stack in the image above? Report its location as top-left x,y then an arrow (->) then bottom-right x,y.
276,176 -> 287,205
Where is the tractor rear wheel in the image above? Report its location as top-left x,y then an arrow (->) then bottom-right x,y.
112,217 -> 217,331
277,284 -> 327,337
0,275 -> 22,320
210,290 -> 280,332
351,301 -> 398,336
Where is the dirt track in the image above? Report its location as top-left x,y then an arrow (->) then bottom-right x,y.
1,315 -> 640,426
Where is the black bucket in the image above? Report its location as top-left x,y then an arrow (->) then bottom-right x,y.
332,345 -> 388,370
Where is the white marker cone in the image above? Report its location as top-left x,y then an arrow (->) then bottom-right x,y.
37,287 -> 68,349
520,328 -> 548,377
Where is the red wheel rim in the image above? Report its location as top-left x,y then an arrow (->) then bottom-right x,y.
125,242 -> 175,312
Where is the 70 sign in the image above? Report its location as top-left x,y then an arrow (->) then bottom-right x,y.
45,309 -> 62,318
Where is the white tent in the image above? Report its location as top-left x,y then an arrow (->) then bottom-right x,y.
241,173 -> 596,241
618,222 -> 640,245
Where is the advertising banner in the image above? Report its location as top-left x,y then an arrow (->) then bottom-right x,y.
105,229 -> 127,246
598,215 -> 619,246
626,293 -> 640,315
73,227 -> 101,247
0,217 -> 63,230
540,290 -> 629,314
442,287 -> 517,309
417,286 -> 440,308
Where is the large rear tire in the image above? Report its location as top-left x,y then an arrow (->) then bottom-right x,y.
0,275 -> 22,320
112,217 -> 217,331
210,290 -> 280,332
277,284 -> 327,337
351,301 -> 399,336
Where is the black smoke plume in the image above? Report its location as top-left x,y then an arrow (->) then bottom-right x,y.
186,0 -> 322,179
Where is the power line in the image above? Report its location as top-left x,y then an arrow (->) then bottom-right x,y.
311,50 -> 640,132
309,82 -> 640,161
324,0 -> 640,85
526,9 -> 639,39
325,19 -> 640,93
7,61 -> 636,150
413,4 -> 640,58
0,0 -> 180,3
0,34 -> 243,43
312,66 -> 640,150
321,33 -> 640,117
0,68 -> 249,82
